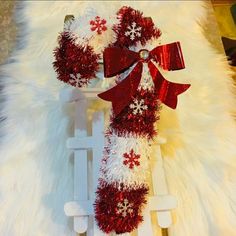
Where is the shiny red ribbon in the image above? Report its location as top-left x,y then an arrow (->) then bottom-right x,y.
98,42 -> 191,115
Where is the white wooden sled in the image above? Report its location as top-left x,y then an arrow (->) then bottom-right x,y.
60,87 -> 177,236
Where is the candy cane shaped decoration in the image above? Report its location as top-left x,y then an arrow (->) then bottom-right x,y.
54,7 -> 190,236
94,6 -> 190,234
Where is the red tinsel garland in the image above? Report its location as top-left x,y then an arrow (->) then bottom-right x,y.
110,88 -> 160,139
53,32 -> 100,88
113,6 -> 161,48
94,181 -> 148,234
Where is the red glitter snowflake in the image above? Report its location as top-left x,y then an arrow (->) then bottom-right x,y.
123,149 -> 140,169
90,16 -> 107,34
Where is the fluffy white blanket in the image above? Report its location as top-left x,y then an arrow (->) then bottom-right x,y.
1,1 -> 236,235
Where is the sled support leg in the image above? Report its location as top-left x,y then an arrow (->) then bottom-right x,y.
152,139 -> 176,229
73,99 -> 89,233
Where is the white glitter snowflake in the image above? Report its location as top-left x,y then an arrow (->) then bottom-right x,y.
69,73 -> 87,88
139,76 -> 154,91
117,199 -> 134,217
125,22 -> 142,40
138,64 -> 154,91
130,99 -> 148,115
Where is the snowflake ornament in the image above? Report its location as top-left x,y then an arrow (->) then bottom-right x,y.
138,64 -> 154,91
117,199 -> 134,217
90,16 -> 107,34
69,73 -> 87,87
129,99 -> 148,115
139,76 -> 154,91
123,149 -> 140,169
125,22 -> 142,40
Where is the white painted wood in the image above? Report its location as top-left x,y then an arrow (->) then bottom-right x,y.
149,195 -> 177,211
151,141 -> 177,229
60,86 -> 85,103
67,137 -> 94,149
64,201 -> 93,216
64,195 -> 176,217
74,98 -> 89,234
138,205 -> 153,236
60,86 -> 104,103
91,112 -> 104,196
89,112 -> 105,236
61,87 -> 107,235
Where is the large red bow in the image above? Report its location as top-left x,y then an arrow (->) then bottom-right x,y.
98,42 -> 191,115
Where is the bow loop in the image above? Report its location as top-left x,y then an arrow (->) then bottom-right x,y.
104,47 -> 139,77
150,42 -> 185,71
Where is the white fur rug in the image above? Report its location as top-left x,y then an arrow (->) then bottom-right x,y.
1,1 -> 236,236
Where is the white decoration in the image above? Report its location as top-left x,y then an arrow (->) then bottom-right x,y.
139,76 -> 154,91
100,133 -> 150,188
138,63 -> 154,91
63,17 -> 74,31
67,8 -> 98,40
69,73 -> 87,87
117,199 -> 134,217
62,87 -> 105,235
64,7 -> 118,54
125,22 -> 142,40
129,99 -> 148,115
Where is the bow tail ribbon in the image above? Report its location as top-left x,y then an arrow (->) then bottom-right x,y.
98,62 -> 143,115
148,61 -> 190,109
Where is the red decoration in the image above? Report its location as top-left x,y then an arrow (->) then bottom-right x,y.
53,32 -> 100,87
98,42 -> 190,116
94,6 -> 191,235
90,16 -> 107,34
123,149 -> 141,169
110,88 -> 160,138
94,181 -> 148,234
113,6 -> 161,47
